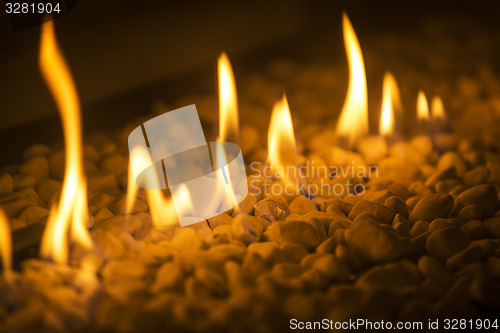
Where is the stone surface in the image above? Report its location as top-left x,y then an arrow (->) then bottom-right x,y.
409,193 -> 454,224
425,227 -> 470,261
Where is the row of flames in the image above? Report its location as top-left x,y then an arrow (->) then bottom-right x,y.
0,13 -> 448,272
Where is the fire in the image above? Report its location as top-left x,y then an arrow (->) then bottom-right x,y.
218,52 -> 239,143
431,96 -> 446,121
0,209 -> 12,273
379,72 -> 402,136
215,142 -> 238,207
336,13 -> 369,147
125,162 -> 139,215
417,90 -> 430,121
39,21 -> 92,263
268,94 -> 298,184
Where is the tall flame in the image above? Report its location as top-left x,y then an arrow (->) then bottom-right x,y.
431,96 -> 446,121
218,52 -> 239,143
268,94 -> 298,184
125,162 -> 139,215
336,13 -> 369,147
39,21 -> 92,263
417,90 -> 430,121
0,209 -> 12,273
379,72 -> 402,136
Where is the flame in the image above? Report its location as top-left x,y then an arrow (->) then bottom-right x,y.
379,72 -> 402,136
125,162 -> 139,215
431,96 -> 446,121
39,21 -> 92,263
215,143 -> 238,207
218,52 -> 239,143
417,90 -> 430,121
268,94 -> 298,185
172,184 -> 195,218
0,209 -> 12,273
336,13 -> 369,147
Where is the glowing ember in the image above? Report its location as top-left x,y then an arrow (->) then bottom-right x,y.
417,90 -> 430,121
268,94 -> 299,184
218,52 -> 239,143
431,96 -> 446,121
39,21 -> 92,263
379,72 -> 402,136
0,209 -> 11,273
336,13 -> 369,147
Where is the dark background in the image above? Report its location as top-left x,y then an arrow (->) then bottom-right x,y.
0,0 -> 499,142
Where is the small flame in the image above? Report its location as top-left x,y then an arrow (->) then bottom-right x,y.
379,72 -> 402,136
125,162 -> 139,215
215,143 -> 238,207
0,209 -> 12,273
268,94 -> 298,184
172,184 -> 195,218
39,21 -> 92,263
336,13 -> 369,147
431,96 -> 446,121
218,52 -> 239,143
417,90 -> 430,121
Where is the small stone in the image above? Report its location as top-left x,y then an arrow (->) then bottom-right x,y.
151,262 -> 184,293
454,184 -> 498,219
89,193 -> 116,214
254,196 -> 289,223
385,196 -> 410,220
409,181 -> 433,196
435,179 -> 463,194
316,237 -> 337,254
486,256 -> 500,278
0,173 -> 14,195
171,227 -> 203,250
418,255 -> 453,285
231,214 -> 263,245
313,254 -> 351,282
321,198 -> 353,215
406,195 -> 423,210
483,216 -> 500,238
345,213 -> 400,264
36,179 -> 62,202
410,221 -> 429,238
425,227 -> 470,261
101,154 -> 128,175
446,245 -> 484,271
463,165 -> 490,186
377,157 -> 423,185
328,219 -> 351,237
2,198 -> 34,217
278,218 -> 323,250
437,152 -> 467,178
348,200 -> 395,224
364,189 -> 397,205
87,171 -> 118,193
280,242 -> 309,263
17,206 -> 50,224
93,215 -> 143,235
12,174 -> 37,190
247,242 -> 280,263
357,135 -> 388,165
335,243 -> 362,271
19,156 -> 49,181
207,213 -> 233,229
457,205 -> 484,220
94,207 -> 114,223
289,195 -> 317,215
424,166 -> 457,188
356,260 -> 421,290
109,195 -> 148,215
231,194 -> 257,217
428,218 -> 455,232
394,222 -> 411,238
209,243 -> 246,262
18,187 -> 44,206
23,143 -> 51,160
409,193 -> 454,224
460,220 -> 483,240
449,184 -> 467,198
48,150 -> 66,180
240,126 -> 259,153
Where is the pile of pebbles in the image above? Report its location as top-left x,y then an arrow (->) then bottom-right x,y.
1,24 -> 500,333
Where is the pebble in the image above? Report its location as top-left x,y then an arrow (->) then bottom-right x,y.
345,213 -> 400,264
321,198 -> 353,215
435,179 -> 463,194
483,216 -> 500,238
36,179 -> 62,202
312,254 -> 351,282
428,218 -> 455,232
48,150 -> 66,180
2,198 -> 34,217
230,194 -> 257,217
247,241 -> 280,263
17,206 -> 50,224
335,243 -> 362,271
385,196 -> 410,220
327,219 -> 351,237
460,220 -> 483,240
87,171 -> 118,193
109,195 -> 148,215
356,260 -> 421,290
280,242 -> 309,263
0,173 -> 14,195
364,189 -> 397,205
278,217 -> 323,250
151,262 -> 184,293
424,166 -> 456,188
231,214 -> 264,245
93,215 -> 143,235
207,213 -> 233,229
437,152 -> 467,178
425,227 -> 470,261
463,165 -> 490,186
254,196 -> 289,223
357,135 -> 388,165
454,184 -> 498,219
12,174 -> 37,190
23,143 -> 51,160
408,181 -> 433,196
101,154 -> 128,175
457,204 -> 484,220
409,193 -> 454,224
94,207 -> 114,222
377,157 -> 423,185
410,221 -> 429,238
316,237 -> 337,254
418,255 -> 453,286
348,200 -> 395,224
19,156 -> 49,181
446,245 -> 484,271
289,195 -> 317,215
89,193 -> 116,214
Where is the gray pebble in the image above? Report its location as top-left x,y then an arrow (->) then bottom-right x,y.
425,227 -> 470,261
89,193 -> 116,214
409,193 -> 454,224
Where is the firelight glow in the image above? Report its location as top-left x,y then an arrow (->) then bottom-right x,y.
417,90 -> 430,121
218,52 -> 239,143
379,72 -> 401,136
39,21 -> 92,263
268,94 -> 298,183
336,13 -> 369,147
0,209 -> 12,273
431,96 -> 446,121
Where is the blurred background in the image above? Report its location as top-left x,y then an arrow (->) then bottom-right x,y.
1,0 -> 500,132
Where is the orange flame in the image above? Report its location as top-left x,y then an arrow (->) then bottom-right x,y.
268,94 -> 298,184
218,52 -> 239,143
39,21 -> 92,263
336,13 -> 368,147
125,162 -> 139,215
431,96 -> 446,121
0,209 -> 12,273
417,90 -> 430,121
379,72 -> 402,136
215,143 -> 238,207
